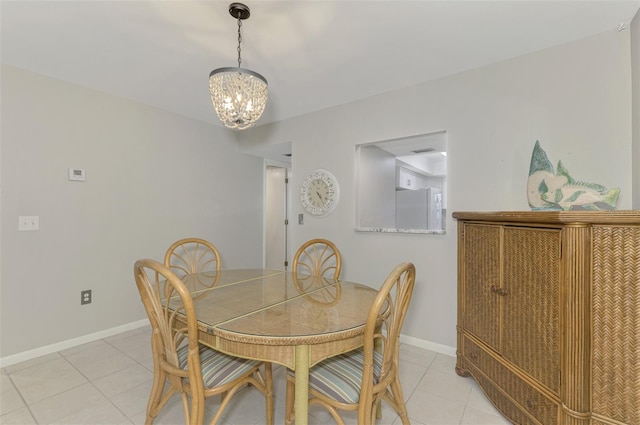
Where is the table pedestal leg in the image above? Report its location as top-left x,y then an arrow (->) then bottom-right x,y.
294,345 -> 310,425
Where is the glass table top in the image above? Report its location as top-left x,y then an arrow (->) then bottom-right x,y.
167,269 -> 378,339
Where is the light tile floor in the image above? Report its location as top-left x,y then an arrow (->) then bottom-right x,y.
0,326 -> 511,424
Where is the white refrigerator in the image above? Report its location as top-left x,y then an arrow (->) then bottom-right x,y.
396,188 -> 442,230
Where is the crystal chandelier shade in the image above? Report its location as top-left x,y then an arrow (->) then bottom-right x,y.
209,3 -> 268,130
209,67 -> 268,130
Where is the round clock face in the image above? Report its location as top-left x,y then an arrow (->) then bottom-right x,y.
300,169 -> 340,217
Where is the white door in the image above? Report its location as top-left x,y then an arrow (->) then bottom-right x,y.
265,166 -> 288,270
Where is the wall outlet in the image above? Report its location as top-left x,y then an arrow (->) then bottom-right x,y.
81,290 -> 92,305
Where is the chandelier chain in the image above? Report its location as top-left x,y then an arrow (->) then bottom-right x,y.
237,17 -> 243,68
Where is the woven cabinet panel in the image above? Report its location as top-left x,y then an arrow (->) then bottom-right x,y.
591,225 -> 640,425
473,372 -> 539,425
465,337 -> 559,425
463,224 -> 502,350
502,227 -> 561,393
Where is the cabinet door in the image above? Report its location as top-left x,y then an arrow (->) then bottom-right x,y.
397,167 -> 414,189
462,224 -> 501,351
502,227 -> 561,393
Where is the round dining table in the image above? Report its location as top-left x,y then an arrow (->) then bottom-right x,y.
173,268 -> 379,425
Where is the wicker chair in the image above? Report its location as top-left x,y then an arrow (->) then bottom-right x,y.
133,259 -> 274,425
284,262 -> 416,425
292,238 -> 342,279
164,238 -> 220,278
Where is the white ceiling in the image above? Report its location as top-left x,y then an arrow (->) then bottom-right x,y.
1,1 -> 639,129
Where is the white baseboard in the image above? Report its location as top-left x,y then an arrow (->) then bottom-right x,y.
400,334 -> 457,357
1,321 -> 454,368
0,319 -> 149,368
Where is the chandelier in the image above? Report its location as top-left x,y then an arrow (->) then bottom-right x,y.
209,3 -> 268,130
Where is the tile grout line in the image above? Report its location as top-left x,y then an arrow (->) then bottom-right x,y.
53,337 -> 138,424
100,335 -> 154,422
12,352 -> 90,424
88,337 -> 137,424
400,351 -> 435,424
5,372 -> 39,424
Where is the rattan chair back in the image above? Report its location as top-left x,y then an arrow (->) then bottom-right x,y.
134,259 -> 273,425
134,259 -> 207,424
284,262 -> 416,425
164,238 -> 220,278
292,238 -> 342,280
360,262 -> 416,423
292,273 -> 342,307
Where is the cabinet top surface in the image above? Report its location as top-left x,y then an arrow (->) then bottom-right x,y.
452,210 -> 640,224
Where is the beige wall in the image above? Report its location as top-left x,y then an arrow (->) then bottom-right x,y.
0,66 -> 265,358
240,28 -> 633,349
1,25 -> 634,361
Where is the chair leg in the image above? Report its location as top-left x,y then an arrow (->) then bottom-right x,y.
284,375 -> 295,425
189,392 -> 205,425
389,378 -> 410,425
182,393 -> 192,425
146,367 -> 167,423
264,363 -> 274,425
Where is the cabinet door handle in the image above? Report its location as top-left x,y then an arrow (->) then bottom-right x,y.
526,398 -> 538,410
490,285 -> 509,296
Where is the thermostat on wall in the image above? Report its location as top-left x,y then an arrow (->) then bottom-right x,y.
68,168 -> 86,181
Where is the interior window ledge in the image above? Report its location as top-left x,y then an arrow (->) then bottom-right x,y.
354,227 -> 446,235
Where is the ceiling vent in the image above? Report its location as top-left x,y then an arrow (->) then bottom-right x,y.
411,147 -> 436,154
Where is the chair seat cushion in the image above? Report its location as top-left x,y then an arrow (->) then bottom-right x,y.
177,344 -> 261,389
289,347 -> 383,404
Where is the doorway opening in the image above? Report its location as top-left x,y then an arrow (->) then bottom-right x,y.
265,164 -> 290,270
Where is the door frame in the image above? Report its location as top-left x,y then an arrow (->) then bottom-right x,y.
263,159 -> 291,270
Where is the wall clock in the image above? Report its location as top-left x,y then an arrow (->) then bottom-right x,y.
300,169 -> 340,217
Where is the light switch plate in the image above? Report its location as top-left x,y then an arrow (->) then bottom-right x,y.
19,216 -> 39,231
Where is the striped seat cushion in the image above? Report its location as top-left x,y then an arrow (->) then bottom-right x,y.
288,347 -> 383,404
177,344 -> 261,389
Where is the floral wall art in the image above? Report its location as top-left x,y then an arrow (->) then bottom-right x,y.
527,141 -> 620,211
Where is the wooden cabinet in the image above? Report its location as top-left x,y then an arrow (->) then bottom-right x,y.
453,211 -> 640,425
